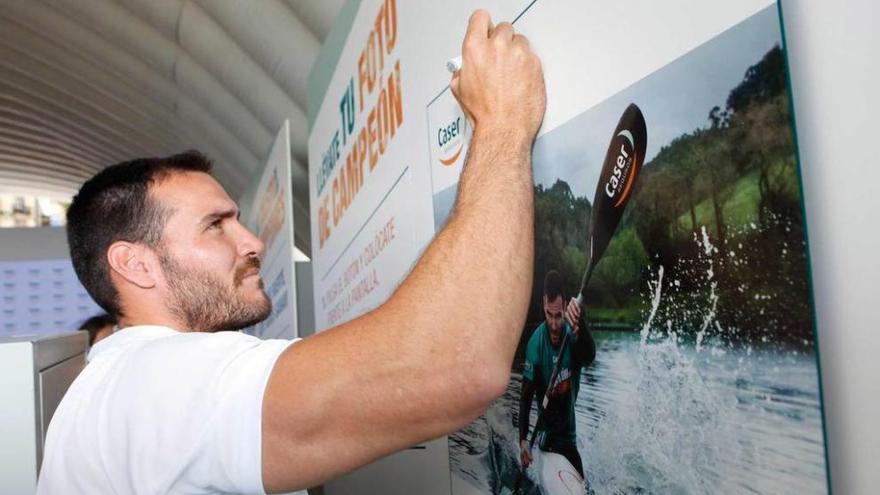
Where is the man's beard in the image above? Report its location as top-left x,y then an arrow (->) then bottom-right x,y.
158,248 -> 272,332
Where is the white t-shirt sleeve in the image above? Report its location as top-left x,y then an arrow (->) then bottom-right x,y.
185,335 -> 294,493
104,332 -> 296,494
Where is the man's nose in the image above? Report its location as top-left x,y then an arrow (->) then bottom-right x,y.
237,224 -> 265,258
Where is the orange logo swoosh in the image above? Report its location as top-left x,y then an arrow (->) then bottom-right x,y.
439,144 -> 463,166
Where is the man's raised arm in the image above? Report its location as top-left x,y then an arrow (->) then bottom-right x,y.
261,10 -> 546,492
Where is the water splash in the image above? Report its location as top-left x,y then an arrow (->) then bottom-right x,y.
639,265 -> 663,347
694,227 -> 718,354
586,265 -> 739,494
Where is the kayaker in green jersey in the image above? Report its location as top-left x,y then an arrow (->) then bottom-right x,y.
519,270 -> 596,479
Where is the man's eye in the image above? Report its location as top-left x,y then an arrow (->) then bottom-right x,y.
208,220 -> 222,230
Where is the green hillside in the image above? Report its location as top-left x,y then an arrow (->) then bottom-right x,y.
675,159 -> 798,234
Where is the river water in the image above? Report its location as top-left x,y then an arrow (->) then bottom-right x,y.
450,267 -> 827,494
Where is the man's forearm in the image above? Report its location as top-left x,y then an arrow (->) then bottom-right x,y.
383,124 -> 535,409
400,126 -> 535,371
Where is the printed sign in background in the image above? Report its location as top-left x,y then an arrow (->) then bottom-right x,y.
242,121 -> 299,339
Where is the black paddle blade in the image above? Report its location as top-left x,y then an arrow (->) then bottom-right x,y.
586,103 -> 647,282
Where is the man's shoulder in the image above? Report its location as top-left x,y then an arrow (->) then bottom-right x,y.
131,330 -> 288,372
528,322 -> 547,343
95,328 -> 292,396
525,323 -> 546,354
40,328 -> 294,495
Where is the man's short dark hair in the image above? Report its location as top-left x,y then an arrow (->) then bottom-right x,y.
543,270 -> 565,302
78,313 -> 116,346
67,151 -> 213,318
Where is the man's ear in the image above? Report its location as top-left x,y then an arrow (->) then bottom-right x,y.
106,241 -> 157,289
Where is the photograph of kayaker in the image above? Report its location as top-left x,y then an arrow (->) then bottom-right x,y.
446,4 -> 829,495
518,271 -> 595,490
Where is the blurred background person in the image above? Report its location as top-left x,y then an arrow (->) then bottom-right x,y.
78,313 -> 116,347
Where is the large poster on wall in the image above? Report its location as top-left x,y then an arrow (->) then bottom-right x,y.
428,2 -> 830,495
308,0 -> 827,494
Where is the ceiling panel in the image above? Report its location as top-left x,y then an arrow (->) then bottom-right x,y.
0,0 -> 341,254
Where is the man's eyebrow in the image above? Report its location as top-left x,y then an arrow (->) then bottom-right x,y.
200,208 -> 239,224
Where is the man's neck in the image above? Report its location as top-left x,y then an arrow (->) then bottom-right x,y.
117,307 -> 190,332
546,326 -> 562,349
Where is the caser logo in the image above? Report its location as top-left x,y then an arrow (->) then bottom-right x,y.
437,116 -> 465,166
605,128 -> 640,207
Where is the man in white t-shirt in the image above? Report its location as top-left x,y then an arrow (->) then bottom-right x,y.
38,10 -> 545,494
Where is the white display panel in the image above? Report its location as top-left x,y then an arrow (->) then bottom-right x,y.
241,121 -> 299,339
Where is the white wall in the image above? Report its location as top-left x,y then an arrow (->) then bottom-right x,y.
782,1 -> 880,493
